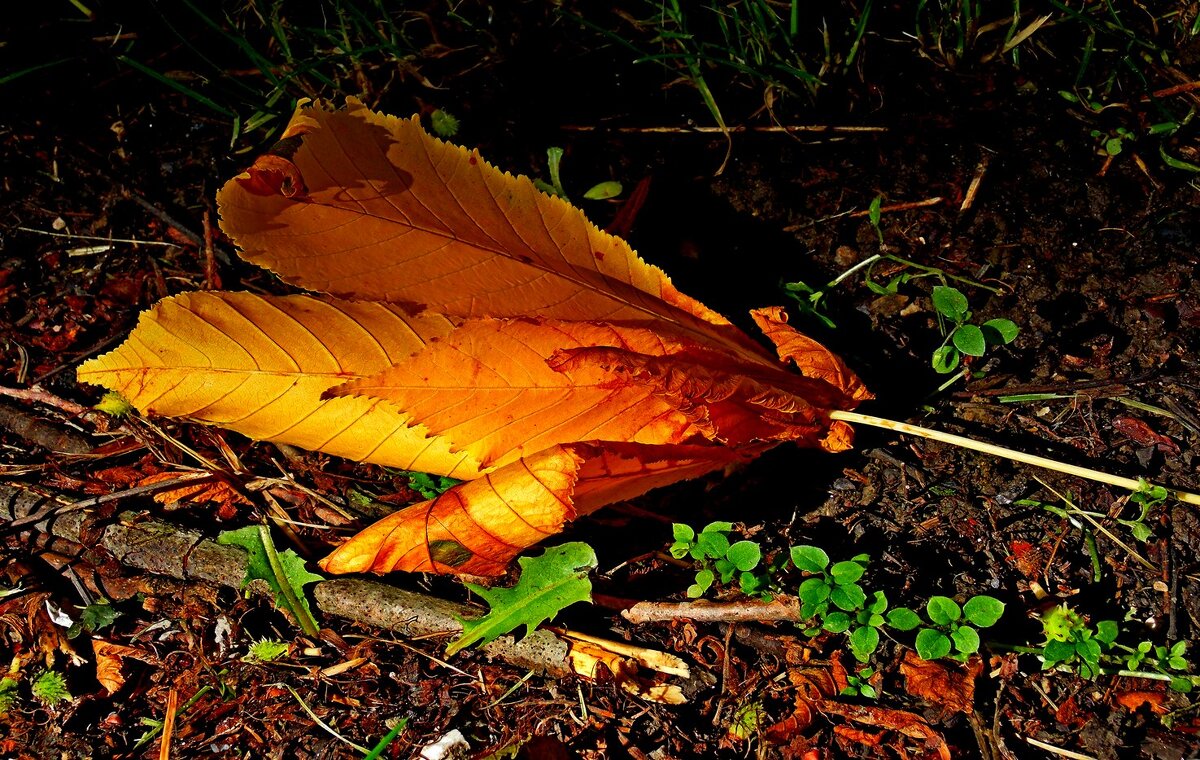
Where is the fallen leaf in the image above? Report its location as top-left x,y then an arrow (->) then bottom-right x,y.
92,640 -> 156,695
80,99 -> 871,576
819,700 -> 952,760
139,472 -> 251,513
900,650 -> 982,718
1111,416 -> 1180,454
1113,689 -> 1169,715
78,291 -> 480,479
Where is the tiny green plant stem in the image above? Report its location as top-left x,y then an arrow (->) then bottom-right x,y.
286,685 -> 369,755
257,525 -> 320,636
933,368 -> 970,394
132,683 -> 214,750
361,719 -> 408,760
828,411 -> 1200,506
828,254 -> 883,289
1033,477 -> 1156,571
883,254 -> 1003,294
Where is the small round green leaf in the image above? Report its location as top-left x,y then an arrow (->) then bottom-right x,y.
831,560 -> 865,583
926,596 -> 962,626
1093,620 -> 1119,646
867,590 -> 888,614
1075,638 -> 1102,665
824,612 -> 852,633
672,523 -> 695,542
962,596 -> 1005,628
696,531 -> 730,559
791,545 -> 830,573
951,626 -> 981,654
915,629 -> 952,660
799,577 -> 831,606
932,286 -> 968,321
831,583 -> 867,612
1169,677 -> 1193,693
981,318 -> 1019,344
932,345 -> 960,374
886,608 -> 923,631
701,521 -> 733,534
849,626 -> 880,660
1042,640 -> 1076,665
952,324 -> 987,357
582,180 -> 623,200
687,569 -> 714,598
726,541 -> 762,572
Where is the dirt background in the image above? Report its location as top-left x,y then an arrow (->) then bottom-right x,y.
2,2 -> 1200,758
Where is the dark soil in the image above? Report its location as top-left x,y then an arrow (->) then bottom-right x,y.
3,3 -> 1199,759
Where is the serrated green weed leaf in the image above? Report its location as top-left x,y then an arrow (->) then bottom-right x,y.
218,526 -> 323,625
447,543 -> 596,655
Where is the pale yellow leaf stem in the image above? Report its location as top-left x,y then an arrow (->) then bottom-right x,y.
830,410 -> 1200,506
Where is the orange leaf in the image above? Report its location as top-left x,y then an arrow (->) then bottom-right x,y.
78,292 -> 481,479
83,100 -> 873,576
326,318 -> 701,468
216,98 -> 765,360
320,442 -> 739,576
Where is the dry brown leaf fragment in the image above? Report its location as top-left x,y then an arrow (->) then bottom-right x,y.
899,650 -> 982,718
92,640 -> 156,695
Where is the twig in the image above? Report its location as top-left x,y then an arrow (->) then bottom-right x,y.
847,197 -> 943,217
158,688 -> 178,760
561,124 -> 886,134
960,155 -> 991,213
124,191 -> 204,247
286,685 -> 369,755
201,208 -> 222,290
829,411 -> 1200,506
14,226 -> 180,247
1,473 -> 214,532
1023,736 -> 1097,760
622,597 -> 802,624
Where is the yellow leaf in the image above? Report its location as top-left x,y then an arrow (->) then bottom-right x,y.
78,291 -> 481,479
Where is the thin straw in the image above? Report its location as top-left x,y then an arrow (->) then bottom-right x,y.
829,410 -> 1200,506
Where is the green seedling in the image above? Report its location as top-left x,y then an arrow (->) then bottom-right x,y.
842,666 -> 879,699
533,147 -> 623,203
429,109 -> 460,138
727,700 -> 767,740
67,598 -> 120,639
930,285 -> 1019,379
670,523 -> 772,598
245,637 -> 290,662
31,669 -> 72,707
792,545 -> 870,634
1091,126 -> 1134,157
1038,604 -> 1118,679
0,676 -> 18,715
890,595 -> 1005,662
824,590 -> 890,662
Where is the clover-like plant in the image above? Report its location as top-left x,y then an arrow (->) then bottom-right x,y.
930,285 -> 1019,376
671,522 -> 767,598
792,546 -> 870,634
890,594 -> 1005,661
